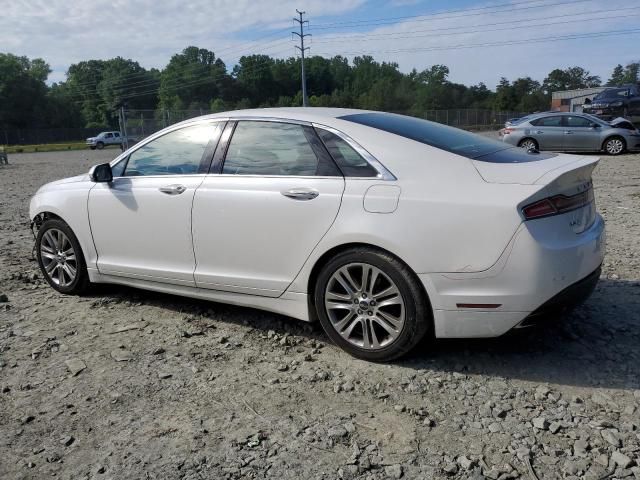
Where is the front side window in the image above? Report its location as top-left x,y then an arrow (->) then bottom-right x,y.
124,123 -> 220,176
565,116 -> 592,128
531,116 -> 563,127
316,129 -> 378,177
223,121 -> 331,176
105,133 -> 113,138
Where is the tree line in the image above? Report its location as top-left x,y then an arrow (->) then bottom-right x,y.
1,46 -> 639,130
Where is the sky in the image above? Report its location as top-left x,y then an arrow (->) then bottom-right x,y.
1,0 -> 639,89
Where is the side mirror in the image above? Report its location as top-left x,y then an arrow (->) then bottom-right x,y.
89,163 -> 113,183
590,123 -> 600,128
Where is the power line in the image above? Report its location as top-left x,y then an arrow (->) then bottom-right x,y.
311,6 -> 638,42
65,37 -> 291,91
293,9 -> 311,107
314,27 -> 640,56
309,0 -> 559,26
56,42 -> 294,103
309,0 -> 593,30
311,11 -> 640,46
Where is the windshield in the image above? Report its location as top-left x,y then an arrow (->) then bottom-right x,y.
340,112 -> 511,160
595,88 -> 628,99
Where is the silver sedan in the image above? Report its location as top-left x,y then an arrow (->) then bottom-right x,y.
500,112 -> 640,155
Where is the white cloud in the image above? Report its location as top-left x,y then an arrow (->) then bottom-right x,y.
0,0 -> 365,82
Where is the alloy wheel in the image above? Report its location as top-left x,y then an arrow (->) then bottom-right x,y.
520,140 -> 537,151
40,228 -> 78,287
324,262 -> 405,350
606,138 -> 624,155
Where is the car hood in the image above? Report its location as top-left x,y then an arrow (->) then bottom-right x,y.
610,117 -> 637,130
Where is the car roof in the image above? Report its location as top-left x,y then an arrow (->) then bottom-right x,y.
182,107 -> 376,126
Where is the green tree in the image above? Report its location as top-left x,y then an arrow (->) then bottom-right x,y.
607,64 -> 625,86
542,66 -> 600,95
160,46 -> 227,111
0,53 -> 51,129
621,62 -> 639,84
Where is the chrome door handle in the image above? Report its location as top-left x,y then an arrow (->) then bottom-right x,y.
564,131 -> 574,134
535,130 -> 544,134
281,188 -> 319,200
159,184 -> 187,195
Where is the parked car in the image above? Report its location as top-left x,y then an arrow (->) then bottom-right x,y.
30,108 -> 605,361
86,131 -> 135,150
583,84 -> 640,122
500,112 -> 640,155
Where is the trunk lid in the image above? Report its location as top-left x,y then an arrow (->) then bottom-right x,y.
473,153 -> 600,235
472,152 -> 598,186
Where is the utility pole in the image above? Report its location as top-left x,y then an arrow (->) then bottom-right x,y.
293,9 -> 310,107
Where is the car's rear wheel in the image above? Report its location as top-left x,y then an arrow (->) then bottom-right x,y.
96,142 -> 104,150
314,248 -> 431,362
36,219 -> 90,294
604,136 -> 625,156
518,138 -> 539,151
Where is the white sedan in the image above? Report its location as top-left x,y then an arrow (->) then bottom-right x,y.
30,108 -> 605,361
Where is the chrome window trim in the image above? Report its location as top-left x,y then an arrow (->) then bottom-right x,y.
110,174 -> 208,181
311,123 -> 397,181
227,116 -> 312,126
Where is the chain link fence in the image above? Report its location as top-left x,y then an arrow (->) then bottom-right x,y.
122,109 -> 213,145
0,127 -> 104,146
421,109 -> 527,130
2,109 -> 527,147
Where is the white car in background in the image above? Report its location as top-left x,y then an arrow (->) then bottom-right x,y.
30,108 -> 605,361
86,131 -> 126,150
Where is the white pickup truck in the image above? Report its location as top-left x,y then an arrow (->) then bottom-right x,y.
86,131 -> 131,150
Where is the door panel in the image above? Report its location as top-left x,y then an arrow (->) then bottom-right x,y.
562,128 -> 600,150
89,176 -> 204,284
530,116 -> 564,150
192,175 -> 344,296
562,116 -> 601,151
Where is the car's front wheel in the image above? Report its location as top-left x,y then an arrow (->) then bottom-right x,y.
96,142 -> 104,150
314,248 -> 431,362
604,136 -> 626,156
36,219 -> 90,294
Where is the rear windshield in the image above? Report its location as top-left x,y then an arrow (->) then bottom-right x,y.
340,112 -> 554,163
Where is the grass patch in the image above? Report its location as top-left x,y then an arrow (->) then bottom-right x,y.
2,142 -> 88,154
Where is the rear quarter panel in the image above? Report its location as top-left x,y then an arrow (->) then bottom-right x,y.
288,126 -> 537,293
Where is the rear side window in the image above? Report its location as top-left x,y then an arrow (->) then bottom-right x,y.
223,121 -> 339,176
530,116 -> 563,127
316,129 -> 378,177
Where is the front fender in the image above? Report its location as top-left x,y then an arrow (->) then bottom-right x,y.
30,185 -> 97,269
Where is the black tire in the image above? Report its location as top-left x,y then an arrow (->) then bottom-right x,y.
36,219 -> 90,295
313,247 -> 432,362
89,146 -> 96,150
603,136 -> 626,156
518,138 -> 539,150
96,142 -> 104,150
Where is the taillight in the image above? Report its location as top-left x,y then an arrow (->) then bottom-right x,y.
522,188 -> 594,220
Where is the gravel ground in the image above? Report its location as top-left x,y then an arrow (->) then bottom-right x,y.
1,147 -> 639,480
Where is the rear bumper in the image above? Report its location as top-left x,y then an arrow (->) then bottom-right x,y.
516,265 -> 600,328
421,213 -> 605,338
